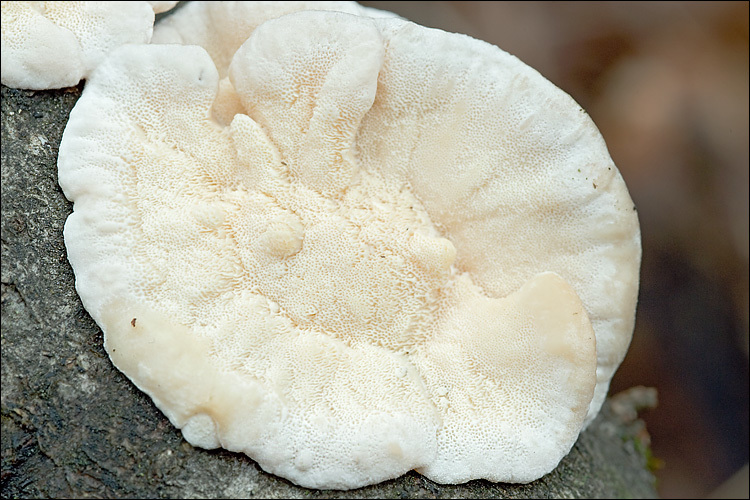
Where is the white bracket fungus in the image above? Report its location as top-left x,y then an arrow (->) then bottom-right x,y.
0,0 -> 176,90
57,8 -> 640,491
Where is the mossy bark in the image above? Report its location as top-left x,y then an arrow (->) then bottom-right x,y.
1,84 -> 658,499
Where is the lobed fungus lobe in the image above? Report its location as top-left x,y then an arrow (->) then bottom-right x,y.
57,8 -> 640,491
0,0 -> 176,89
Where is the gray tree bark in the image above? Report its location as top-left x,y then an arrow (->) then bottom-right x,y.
1,84 -> 658,499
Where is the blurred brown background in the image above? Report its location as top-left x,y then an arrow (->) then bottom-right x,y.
361,2 -> 749,498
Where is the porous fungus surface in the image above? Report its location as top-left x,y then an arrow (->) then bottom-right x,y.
57,10 -> 640,490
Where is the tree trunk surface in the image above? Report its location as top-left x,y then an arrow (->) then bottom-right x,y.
1,84 -> 658,499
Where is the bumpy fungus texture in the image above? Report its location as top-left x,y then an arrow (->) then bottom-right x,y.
0,0 -> 176,90
58,10 -> 641,490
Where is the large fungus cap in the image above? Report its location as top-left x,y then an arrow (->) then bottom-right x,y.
58,10 -> 640,490
0,0 -> 176,90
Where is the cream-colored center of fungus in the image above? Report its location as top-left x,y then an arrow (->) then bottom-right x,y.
130,111 -> 460,354
229,165 -> 457,351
